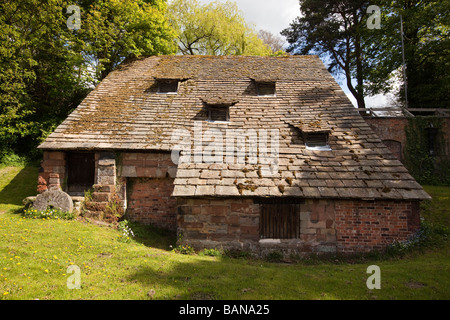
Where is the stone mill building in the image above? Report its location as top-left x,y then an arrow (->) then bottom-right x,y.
37,55 -> 430,255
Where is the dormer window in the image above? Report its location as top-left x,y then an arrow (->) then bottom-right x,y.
256,81 -> 276,96
305,132 -> 331,151
206,104 -> 229,122
157,79 -> 179,94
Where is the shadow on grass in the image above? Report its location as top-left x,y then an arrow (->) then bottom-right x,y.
126,256 -> 271,300
128,220 -> 178,251
0,166 -> 38,209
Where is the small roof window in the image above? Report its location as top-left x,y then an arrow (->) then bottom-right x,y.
305,132 -> 331,151
256,81 -> 276,96
157,79 -> 179,94
206,104 -> 230,122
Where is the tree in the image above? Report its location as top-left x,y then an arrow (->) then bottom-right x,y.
81,0 -> 176,82
258,29 -> 286,54
365,0 -> 449,109
168,0 -> 272,56
282,0 -> 370,109
0,0 -> 176,161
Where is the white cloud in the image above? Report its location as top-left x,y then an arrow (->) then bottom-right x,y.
197,0 -> 300,37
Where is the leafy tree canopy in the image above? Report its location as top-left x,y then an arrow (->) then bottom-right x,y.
167,0 -> 273,56
282,0 -> 449,109
0,0 -> 176,161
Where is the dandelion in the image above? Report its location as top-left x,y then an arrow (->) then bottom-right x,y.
3,291 -> 8,296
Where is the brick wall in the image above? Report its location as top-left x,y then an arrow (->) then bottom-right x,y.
364,116 -> 450,162
177,198 -> 260,251
177,198 -> 338,255
38,151 -> 66,193
126,177 -> 177,229
364,117 -> 407,162
335,200 -> 420,253
118,152 -> 178,230
178,197 -> 421,255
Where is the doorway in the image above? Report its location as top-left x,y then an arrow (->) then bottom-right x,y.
67,152 -> 95,195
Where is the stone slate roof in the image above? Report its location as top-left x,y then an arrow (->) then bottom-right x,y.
39,55 -> 430,200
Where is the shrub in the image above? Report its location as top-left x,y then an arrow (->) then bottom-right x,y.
385,219 -> 449,257
200,248 -> 223,257
172,243 -> 195,255
0,152 -> 28,167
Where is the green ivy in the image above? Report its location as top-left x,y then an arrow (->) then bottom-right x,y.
404,116 -> 450,185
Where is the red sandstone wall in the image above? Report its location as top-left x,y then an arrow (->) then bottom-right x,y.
38,150 -> 423,255
178,197 -> 421,255
119,152 -> 178,230
38,151 -> 66,193
177,198 -> 260,250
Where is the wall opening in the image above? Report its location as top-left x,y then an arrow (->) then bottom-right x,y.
67,152 -> 95,195
256,198 -> 303,239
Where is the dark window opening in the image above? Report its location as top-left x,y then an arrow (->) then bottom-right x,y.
67,152 -> 95,195
260,203 -> 300,239
426,127 -> 438,156
305,132 -> 330,150
207,104 -> 230,122
256,81 -> 276,96
158,79 -> 179,94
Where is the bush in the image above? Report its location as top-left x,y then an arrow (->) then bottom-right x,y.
385,219 -> 449,257
200,248 -> 223,257
172,243 -> 195,255
0,152 -> 28,167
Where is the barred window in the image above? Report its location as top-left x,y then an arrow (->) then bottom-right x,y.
259,200 -> 301,239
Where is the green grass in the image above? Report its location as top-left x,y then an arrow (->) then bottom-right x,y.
421,185 -> 450,227
0,165 -> 449,300
0,166 -> 38,213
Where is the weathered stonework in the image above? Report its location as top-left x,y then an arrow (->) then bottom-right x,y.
37,151 -> 66,193
177,197 -> 421,256
117,152 -> 178,230
35,56 -> 432,255
33,186 -> 73,213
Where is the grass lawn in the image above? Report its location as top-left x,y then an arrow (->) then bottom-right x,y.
0,165 -> 38,213
0,165 -> 449,300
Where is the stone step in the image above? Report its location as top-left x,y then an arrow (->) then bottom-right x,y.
93,184 -> 115,193
92,192 -> 112,202
84,210 -> 104,220
83,201 -> 109,212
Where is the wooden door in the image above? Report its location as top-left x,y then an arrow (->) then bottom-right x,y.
67,152 -> 95,192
